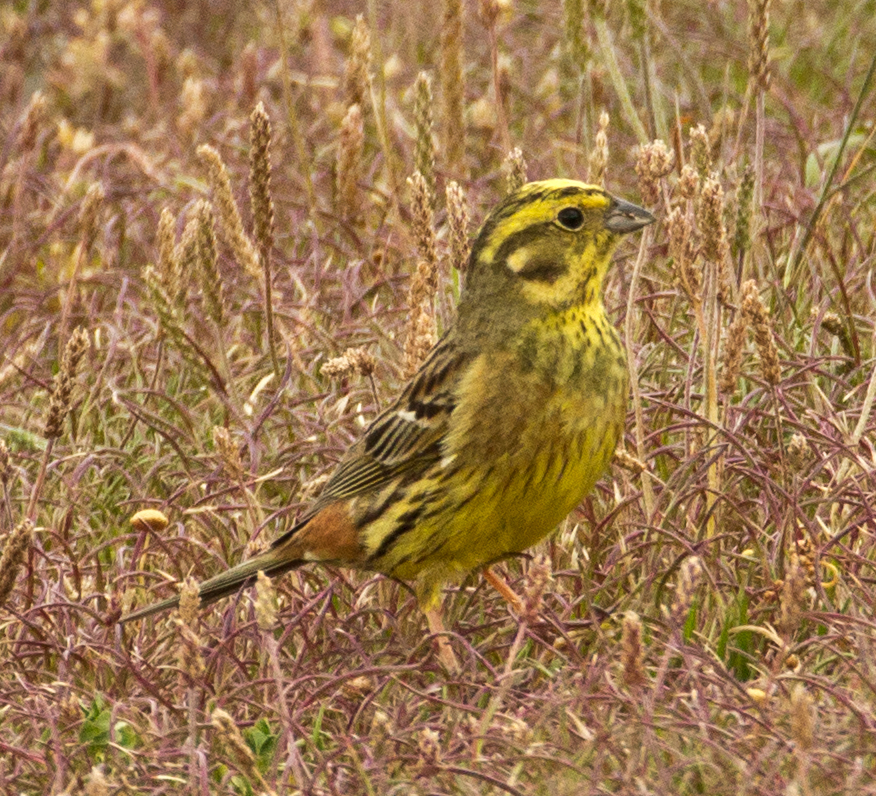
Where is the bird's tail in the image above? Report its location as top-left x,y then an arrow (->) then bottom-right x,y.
119,549 -> 304,624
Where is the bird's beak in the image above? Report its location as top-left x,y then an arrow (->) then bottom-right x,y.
605,197 -> 656,234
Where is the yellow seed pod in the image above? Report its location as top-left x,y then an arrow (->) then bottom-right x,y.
746,687 -> 768,706
130,509 -> 169,533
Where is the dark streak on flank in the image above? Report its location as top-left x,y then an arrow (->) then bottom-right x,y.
370,504 -> 426,561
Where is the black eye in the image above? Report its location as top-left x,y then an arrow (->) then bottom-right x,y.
557,207 -> 584,230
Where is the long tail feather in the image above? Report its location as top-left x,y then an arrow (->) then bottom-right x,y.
119,550 -> 304,624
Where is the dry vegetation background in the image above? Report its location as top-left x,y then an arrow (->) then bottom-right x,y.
1,0 -> 875,793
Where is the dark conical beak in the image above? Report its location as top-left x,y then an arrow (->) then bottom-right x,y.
605,197 -> 656,234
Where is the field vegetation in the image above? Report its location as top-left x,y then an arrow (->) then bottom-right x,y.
1,0 -> 875,793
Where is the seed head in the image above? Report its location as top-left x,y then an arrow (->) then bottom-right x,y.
504,147 -> 528,194
446,181 -> 471,271
689,124 -> 712,178
620,611 -> 647,689
45,327 -> 90,440
748,0 -> 772,91
635,139 -> 674,206
741,280 -> 781,386
414,72 -> 437,202
79,183 -> 105,254
197,144 -> 260,277
0,519 -> 34,609
344,15 -> 372,109
588,110 -> 610,187
408,171 -> 438,269
249,102 -> 275,267
337,103 -> 365,224
255,570 -> 277,631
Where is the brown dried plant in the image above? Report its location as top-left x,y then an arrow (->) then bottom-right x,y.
440,0 -> 466,177
446,181 -> 471,271
337,103 -> 364,224
0,519 -> 34,610
414,72 -> 436,203
197,144 -> 260,277
588,110 -> 610,186
504,147 -> 528,194
344,15 -> 372,110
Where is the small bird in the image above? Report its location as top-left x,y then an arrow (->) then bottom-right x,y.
122,180 -> 654,652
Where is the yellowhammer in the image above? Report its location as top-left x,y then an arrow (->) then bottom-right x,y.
122,179 -> 653,662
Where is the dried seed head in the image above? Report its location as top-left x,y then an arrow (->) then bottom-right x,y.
786,433 -> 809,471
178,576 -> 201,628
504,147 -> 528,194
522,553 -> 552,622
177,76 -> 208,138
143,264 -> 176,336
79,183 -> 105,254
344,15 -> 372,109
821,311 -> 844,338
156,207 -> 183,307
211,709 -> 258,774
196,144 -> 260,277
620,611 -> 646,689
719,308 -> 749,396
404,262 -> 438,377
748,0 -> 771,91
666,207 -> 701,305
741,280 -> 781,386
341,674 -> 375,700
635,139 -> 674,206
254,570 -> 277,631
587,110 -> 610,186
677,164 -> 699,200
346,347 -> 377,377
446,181 -> 471,271
194,200 -> 225,326
0,519 -> 34,609
689,124 -> 712,178
414,72 -> 436,203
175,215 -> 199,283
699,175 -> 730,263
249,102 -> 275,267
408,171 -> 438,269
45,327 -> 90,439
440,0 -> 466,177
18,91 -> 46,152
670,556 -> 702,626
323,348 -> 377,380
613,448 -> 647,473
789,684 -> 814,752
337,103 -> 365,224
321,352 -> 354,379
734,165 -> 755,256
817,310 -> 855,360
698,174 -> 734,305
778,554 -> 806,638
213,425 -> 242,479
0,439 -> 11,487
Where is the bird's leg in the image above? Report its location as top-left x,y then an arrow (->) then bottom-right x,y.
424,606 -> 459,671
481,565 -> 523,613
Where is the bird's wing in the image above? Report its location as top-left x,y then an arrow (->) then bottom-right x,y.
272,336 -> 468,543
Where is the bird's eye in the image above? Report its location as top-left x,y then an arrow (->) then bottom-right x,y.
557,207 -> 585,230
